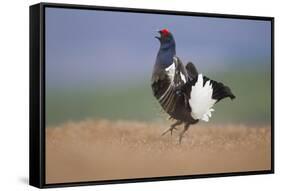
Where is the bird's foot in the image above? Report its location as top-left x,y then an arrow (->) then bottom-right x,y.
178,134 -> 184,144
178,124 -> 190,144
161,126 -> 178,136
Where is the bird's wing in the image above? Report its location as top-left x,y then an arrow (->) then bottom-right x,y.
173,56 -> 188,85
159,57 -> 191,113
151,57 -> 186,114
185,62 -> 198,81
151,70 -> 178,114
151,70 -> 170,99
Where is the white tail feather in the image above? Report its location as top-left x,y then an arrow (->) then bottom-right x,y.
189,74 -> 216,122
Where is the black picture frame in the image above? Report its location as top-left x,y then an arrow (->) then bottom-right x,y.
29,2 -> 275,189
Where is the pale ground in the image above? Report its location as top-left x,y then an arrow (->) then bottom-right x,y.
46,119 -> 271,184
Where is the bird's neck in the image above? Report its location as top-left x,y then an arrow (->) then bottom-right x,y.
156,45 -> 176,68
160,42 -> 175,50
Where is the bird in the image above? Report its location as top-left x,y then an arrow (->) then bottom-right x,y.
151,28 -> 235,143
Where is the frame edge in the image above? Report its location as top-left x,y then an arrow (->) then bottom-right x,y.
30,2 -> 275,188
29,3 -> 44,188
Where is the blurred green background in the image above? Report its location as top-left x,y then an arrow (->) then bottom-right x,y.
46,68 -> 271,126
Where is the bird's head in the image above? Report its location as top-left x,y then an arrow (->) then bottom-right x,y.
155,28 -> 176,49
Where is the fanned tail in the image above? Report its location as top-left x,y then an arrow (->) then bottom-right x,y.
189,74 -> 236,122
189,74 -> 216,122
204,76 -> 236,102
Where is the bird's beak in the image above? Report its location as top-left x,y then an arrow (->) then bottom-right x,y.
155,31 -> 161,41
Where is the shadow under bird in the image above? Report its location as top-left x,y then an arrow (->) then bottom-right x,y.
151,29 -> 236,143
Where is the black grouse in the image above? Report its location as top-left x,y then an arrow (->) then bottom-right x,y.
151,29 -> 235,143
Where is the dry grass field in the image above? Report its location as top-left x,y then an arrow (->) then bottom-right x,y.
46,119 -> 271,184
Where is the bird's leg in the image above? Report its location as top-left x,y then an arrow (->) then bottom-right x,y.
178,123 -> 190,144
162,120 -> 183,136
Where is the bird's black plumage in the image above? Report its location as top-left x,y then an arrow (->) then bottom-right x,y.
151,29 -> 235,143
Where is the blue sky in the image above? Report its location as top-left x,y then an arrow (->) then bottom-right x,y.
45,7 -> 271,89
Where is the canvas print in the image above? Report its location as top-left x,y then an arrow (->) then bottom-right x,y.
45,7 -> 272,184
